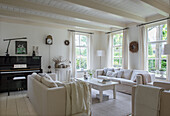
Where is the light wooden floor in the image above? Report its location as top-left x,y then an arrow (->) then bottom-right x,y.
0,91 -> 37,116
0,90 -> 131,116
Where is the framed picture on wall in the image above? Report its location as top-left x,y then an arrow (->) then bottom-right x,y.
15,41 -> 27,54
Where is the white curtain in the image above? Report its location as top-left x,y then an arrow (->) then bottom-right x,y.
107,34 -> 113,67
69,32 -> 76,78
167,20 -> 170,80
138,26 -> 147,70
88,34 -> 94,69
122,29 -> 129,69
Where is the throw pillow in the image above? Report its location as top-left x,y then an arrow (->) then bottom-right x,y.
106,71 -> 113,77
111,72 -> 118,77
103,68 -> 108,76
42,77 -> 58,88
31,73 -> 37,78
106,71 -> 117,77
34,74 -> 42,82
121,69 -> 133,80
116,71 -> 124,78
107,68 -> 115,72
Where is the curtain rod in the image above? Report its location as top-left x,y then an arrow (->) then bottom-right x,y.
68,30 -> 94,34
137,17 -> 170,27
105,27 -> 129,34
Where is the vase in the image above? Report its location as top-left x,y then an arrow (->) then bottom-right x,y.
32,46 -> 36,56
36,46 -> 39,56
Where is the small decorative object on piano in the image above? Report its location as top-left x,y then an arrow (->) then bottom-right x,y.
32,46 -> 36,56
53,56 -> 70,68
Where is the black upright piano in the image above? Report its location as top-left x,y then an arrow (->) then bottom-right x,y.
0,56 -> 42,95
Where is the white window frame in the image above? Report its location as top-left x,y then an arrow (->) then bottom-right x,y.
146,23 -> 167,77
112,32 -> 123,68
75,33 -> 89,71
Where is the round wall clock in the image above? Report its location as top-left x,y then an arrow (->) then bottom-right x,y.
129,41 -> 138,53
64,40 -> 70,46
46,35 -> 53,45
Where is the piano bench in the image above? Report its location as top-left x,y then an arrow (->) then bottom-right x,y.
13,77 -> 26,80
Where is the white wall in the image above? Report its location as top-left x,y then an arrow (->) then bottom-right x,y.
0,22 -> 69,72
128,25 -> 140,69
0,22 -> 104,72
92,31 -> 107,69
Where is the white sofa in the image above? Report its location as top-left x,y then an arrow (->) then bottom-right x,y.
27,74 -> 66,116
96,68 -> 155,94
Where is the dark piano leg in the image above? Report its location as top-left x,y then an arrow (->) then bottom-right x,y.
7,77 -> 10,96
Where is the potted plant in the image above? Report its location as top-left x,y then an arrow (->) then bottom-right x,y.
150,68 -> 156,73
87,69 -> 95,78
159,68 -> 166,74
159,68 -> 166,78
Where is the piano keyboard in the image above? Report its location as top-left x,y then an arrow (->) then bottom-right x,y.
0,70 -> 40,74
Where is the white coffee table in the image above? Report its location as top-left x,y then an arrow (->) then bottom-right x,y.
77,78 -> 119,102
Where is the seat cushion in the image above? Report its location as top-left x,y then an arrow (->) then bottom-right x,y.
109,77 -> 126,84
131,70 -> 148,81
121,69 -> 133,80
120,79 -> 136,86
98,75 -> 109,80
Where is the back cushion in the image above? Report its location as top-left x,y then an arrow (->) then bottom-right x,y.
42,77 -> 58,88
131,70 -> 148,81
103,68 -> 115,76
121,69 -> 133,80
106,71 -> 118,77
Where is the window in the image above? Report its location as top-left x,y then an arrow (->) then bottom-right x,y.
147,24 -> 167,78
75,34 -> 89,71
113,33 -> 123,68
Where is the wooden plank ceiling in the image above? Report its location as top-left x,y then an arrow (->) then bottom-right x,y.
0,0 -> 169,31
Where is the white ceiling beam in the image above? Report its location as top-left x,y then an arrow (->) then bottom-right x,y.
0,9 -> 110,31
140,0 -> 170,16
0,0 -> 125,28
65,0 -> 146,23
0,16 -> 99,32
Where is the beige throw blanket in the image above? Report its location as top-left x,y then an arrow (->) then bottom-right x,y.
135,85 -> 163,116
136,74 -> 152,84
64,81 -> 91,116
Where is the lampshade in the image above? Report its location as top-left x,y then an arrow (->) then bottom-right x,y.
164,44 -> 170,55
97,50 -> 105,56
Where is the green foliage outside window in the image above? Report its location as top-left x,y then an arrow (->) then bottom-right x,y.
76,35 -> 88,70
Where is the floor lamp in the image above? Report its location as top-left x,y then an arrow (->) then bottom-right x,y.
97,50 -> 105,69
164,44 -> 170,80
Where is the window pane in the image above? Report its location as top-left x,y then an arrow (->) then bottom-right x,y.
76,58 -> 80,69
161,24 -> 167,41
161,59 -> 167,70
160,42 -> 167,58
148,59 -> 155,72
148,43 -> 156,58
113,33 -> 123,46
113,59 -> 119,66
148,26 -> 159,42
76,47 -> 80,56
80,35 -> 87,46
80,58 -> 87,69
75,35 -> 80,46
80,47 -> 87,57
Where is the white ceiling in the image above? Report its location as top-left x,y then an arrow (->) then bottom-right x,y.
0,0 -> 169,31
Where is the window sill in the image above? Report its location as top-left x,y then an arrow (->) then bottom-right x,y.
155,76 -> 167,81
